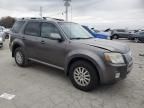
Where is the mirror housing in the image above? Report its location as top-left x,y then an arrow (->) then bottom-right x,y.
50,33 -> 63,42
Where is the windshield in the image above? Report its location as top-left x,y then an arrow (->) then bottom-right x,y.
58,22 -> 93,39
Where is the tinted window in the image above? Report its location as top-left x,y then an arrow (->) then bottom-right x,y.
117,30 -> 126,32
24,22 -> 40,36
41,23 -> 60,38
12,21 -> 25,33
139,32 -> 144,35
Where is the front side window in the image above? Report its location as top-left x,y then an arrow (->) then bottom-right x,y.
58,22 -> 93,39
24,22 -> 40,36
41,23 -> 60,38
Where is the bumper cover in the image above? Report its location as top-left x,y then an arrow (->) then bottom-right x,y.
100,52 -> 133,84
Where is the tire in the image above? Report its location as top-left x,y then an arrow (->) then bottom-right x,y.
113,35 -> 119,39
110,36 -> 113,40
69,60 -> 99,91
134,38 -> 139,43
14,47 -> 29,67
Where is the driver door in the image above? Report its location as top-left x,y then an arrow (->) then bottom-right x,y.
38,22 -> 66,67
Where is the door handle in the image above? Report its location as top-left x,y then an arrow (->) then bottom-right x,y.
41,40 -> 45,44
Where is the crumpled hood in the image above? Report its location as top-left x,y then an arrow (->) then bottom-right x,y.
74,39 -> 130,53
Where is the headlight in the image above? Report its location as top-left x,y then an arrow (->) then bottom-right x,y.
104,53 -> 125,64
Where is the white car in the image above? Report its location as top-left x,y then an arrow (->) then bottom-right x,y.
0,35 -> 4,48
0,26 -> 5,48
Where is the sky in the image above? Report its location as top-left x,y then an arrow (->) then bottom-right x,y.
0,0 -> 144,29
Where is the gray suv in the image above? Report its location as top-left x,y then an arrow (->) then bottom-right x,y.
9,18 -> 133,91
111,29 -> 132,39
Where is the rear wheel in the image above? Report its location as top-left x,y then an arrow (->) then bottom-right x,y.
14,47 -> 29,67
69,60 -> 99,91
113,35 -> 119,39
134,38 -> 139,43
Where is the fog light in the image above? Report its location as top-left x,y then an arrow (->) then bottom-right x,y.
115,73 -> 120,78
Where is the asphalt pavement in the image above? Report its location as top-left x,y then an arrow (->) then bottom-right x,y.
0,39 -> 144,108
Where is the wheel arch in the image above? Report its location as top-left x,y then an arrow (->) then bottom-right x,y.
65,54 -> 105,83
12,40 -> 25,57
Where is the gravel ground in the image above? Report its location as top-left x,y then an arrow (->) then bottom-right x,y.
0,39 -> 144,108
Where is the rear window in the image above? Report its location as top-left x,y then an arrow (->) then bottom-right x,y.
24,22 -> 40,37
12,21 -> 25,33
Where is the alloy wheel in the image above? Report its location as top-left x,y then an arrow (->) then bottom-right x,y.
73,67 -> 91,87
134,38 -> 139,43
15,51 -> 23,65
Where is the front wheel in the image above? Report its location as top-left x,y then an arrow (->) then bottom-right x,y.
14,47 -> 29,67
69,60 -> 99,91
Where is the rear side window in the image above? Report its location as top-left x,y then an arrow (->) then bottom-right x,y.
12,21 -> 25,33
24,22 -> 40,37
117,30 -> 126,32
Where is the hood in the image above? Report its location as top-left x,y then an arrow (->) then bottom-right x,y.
74,38 -> 130,53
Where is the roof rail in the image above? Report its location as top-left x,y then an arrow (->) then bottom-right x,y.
43,17 -> 64,21
21,17 -> 42,20
20,17 -> 64,21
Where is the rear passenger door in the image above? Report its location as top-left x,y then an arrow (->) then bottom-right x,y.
23,21 -> 42,59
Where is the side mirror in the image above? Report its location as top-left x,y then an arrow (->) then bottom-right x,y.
50,33 -> 63,42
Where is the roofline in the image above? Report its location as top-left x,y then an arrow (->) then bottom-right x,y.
16,17 -> 65,22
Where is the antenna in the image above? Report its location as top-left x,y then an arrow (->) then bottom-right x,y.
63,0 -> 71,21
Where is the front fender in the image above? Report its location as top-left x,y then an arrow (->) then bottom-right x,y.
64,50 -> 106,82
